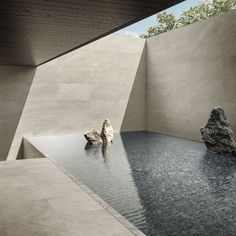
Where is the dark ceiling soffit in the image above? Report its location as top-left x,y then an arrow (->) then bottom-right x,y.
37,0 -> 184,67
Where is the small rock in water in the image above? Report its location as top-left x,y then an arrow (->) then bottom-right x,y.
84,129 -> 103,145
200,106 -> 236,154
101,118 -> 113,143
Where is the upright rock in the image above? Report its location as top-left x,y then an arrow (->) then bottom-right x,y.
101,119 -> 113,143
84,129 -> 103,145
200,106 -> 236,154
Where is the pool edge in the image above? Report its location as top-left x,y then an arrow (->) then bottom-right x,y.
49,158 -> 146,236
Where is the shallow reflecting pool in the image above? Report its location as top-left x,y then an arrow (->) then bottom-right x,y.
30,132 -> 236,236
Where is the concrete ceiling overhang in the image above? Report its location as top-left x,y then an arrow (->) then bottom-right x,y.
0,0 -> 183,66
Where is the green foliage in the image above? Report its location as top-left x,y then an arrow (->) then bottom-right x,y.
140,0 -> 236,38
140,12 -> 177,38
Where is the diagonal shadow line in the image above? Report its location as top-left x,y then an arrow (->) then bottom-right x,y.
0,66 -> 36,161
120,41 -> 147,132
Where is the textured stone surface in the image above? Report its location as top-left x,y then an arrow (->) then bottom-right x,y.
8,36 -> 146,160
84,129 -> 103,145
101,119 -> 114,143
0,158 -> 139,236
146,10 -> 236,141
200,107 -> 236,154
0,66 -> 36,161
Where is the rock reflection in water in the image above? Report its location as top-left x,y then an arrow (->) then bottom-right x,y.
84,142 -> 112,162
201,151 -> 236,194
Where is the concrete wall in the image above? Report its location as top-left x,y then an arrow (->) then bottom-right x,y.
147,10 -> 236,141
6,11 -> 236,160
8,36 -> 146,160
0,66 -> 35,161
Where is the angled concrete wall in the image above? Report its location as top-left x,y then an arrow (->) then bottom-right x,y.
6,11 -> 236,160
0,66 -> 35,161
147,10 -> 236,141
8,36 -> 146,160
121,45 -> 146,131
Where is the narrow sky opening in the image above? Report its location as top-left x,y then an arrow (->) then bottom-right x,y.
114,0 -> 201,37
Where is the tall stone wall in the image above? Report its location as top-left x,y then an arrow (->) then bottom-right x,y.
6,10 -> 236,160
147,10 -> 236,141
0,66 -> 35,161
8,36 -> 146,160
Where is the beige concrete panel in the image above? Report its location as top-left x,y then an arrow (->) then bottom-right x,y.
58,83 -> 90,101
0,66 -> 36,161
27,83 -> 59,101
89,100 -> 128,132
147,11 -> 236,141
0,158 -> 142,235
22,138 -> 46,159
8,36 -> 146,160
121,44 -> 147,131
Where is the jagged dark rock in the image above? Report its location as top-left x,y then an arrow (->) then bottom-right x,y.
200,106 -> 236,154
84,129 -> 103,145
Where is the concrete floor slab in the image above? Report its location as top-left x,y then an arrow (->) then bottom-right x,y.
0,159 -> 144,236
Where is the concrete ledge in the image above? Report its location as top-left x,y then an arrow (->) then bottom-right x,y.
0,158 -> 145,236
50,159 -> 145,236
16,138 -> 46,160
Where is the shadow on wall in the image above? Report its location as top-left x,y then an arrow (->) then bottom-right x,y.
120,43 -> 146,131
0,66 -> 36,161
16,138 -> 46,160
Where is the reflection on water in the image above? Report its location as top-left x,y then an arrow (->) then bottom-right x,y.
201,151 -> 236,195
84,142 -> 112,164
30,132 -> 236,236
101,143 -> 113,161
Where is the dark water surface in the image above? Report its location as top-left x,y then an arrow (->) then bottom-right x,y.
30,132 -> 236,236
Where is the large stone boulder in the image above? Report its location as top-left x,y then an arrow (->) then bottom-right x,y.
100,118 -> 113,143
84,129 -> 103,145
200,106 -> 236,154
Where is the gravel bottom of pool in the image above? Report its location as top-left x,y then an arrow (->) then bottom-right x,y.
29,131 -> 236,236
